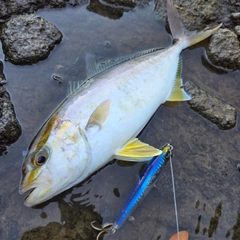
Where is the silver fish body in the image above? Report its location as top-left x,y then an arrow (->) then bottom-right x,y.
20,0 -> 221,207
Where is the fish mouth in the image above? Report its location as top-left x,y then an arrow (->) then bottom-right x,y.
21,188 -> 36,206
19,182 -> 35,195
20,182 -> 51,207
24,187 -> 51,207
20,184 -> 36,206
20,168 -> 53,206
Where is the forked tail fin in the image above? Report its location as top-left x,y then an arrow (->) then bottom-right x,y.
167,0 -> 222,48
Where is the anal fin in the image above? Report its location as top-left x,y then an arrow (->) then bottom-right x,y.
167,57 -> 191,102
115,138 -> 162,162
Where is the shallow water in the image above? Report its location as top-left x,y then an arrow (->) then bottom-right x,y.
0,1 -> 240,239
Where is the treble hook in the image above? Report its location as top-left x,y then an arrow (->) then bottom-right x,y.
91,221 -> 114,240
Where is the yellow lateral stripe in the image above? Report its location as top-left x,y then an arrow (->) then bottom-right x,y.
36,114 -> 59,150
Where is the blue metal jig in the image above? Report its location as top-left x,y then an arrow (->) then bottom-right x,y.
91,144 -> 173,239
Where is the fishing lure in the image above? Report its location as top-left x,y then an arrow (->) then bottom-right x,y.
91,144 -> 173,239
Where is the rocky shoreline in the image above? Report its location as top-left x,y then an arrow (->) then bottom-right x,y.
0,61 -> 21,155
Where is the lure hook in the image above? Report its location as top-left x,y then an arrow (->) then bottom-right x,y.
91,221 -> 113,240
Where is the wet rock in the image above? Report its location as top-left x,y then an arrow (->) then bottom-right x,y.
153,0 -> 240,71
184,81 -> 237,130
0,14 -> 63,65
207,28 -> 240,71
0,62 -> 7,86
234,26 -> 240,37
230,12 -> 240,24
0,0 -> 86,20
155,0 -> 240,30
154,0 -> 223,31
0,0 -> 150,21
0,0 -> 150,20
0,61 -> 21,155
0,91 -> 22,155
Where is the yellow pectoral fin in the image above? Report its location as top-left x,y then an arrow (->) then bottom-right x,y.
167,57 -> 191,102
115,138 -> 162,162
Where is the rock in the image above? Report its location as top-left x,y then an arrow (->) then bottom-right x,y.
0,96 -> 22,153
0,60 -> 21,155
0,61 -> 7,85
207,28 -> 240,70
0,0 -> 83,20
184,81 -> 237,130
230,12 -> 240,24
0,14 -> 63,65
234,25 -> 240,36
153,1 -> 240,71
0,1 -> 147,20
154,0 -> 222,31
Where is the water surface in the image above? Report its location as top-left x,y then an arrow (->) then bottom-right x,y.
0,1 -> 240,239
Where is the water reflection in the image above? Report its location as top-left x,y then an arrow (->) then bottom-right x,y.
87,0 -> 135,20
207,202 -> 222,237
194,198 -> 240,239
21,198 -> 102,240
227,212 -> 240,240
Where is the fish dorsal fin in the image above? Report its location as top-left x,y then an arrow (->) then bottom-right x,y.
115,138 -> 162,162
167,57 -> 191,101
86,54 -> 99,79
67,80 -> 82,96
67,48 -> 163,96
86,47 -> 163,79
85,99 -> 111,134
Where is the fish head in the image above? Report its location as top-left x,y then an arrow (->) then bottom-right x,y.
20,117 -> 92,207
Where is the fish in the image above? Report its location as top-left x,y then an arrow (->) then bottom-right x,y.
19,0 -> 222,207
91,144 -> 172,239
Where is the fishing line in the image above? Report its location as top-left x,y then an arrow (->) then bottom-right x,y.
169,146 -> 180,240
151,181 -> 163,240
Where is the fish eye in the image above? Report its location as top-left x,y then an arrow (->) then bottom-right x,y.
33,148 -> 49,166
37,155 -> 47,164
